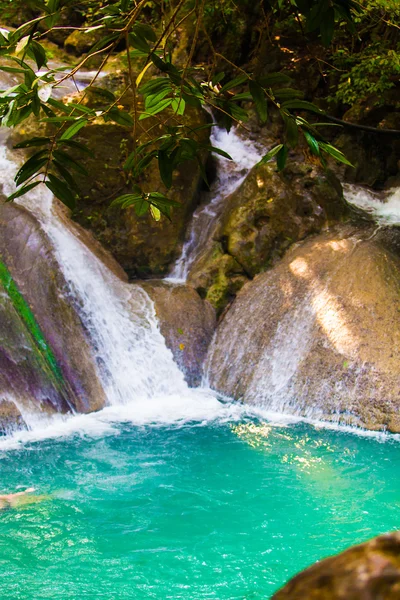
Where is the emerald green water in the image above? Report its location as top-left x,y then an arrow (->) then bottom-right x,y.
1,416 -> 399,599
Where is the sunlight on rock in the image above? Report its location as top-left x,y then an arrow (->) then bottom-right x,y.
289,257 -> 310,278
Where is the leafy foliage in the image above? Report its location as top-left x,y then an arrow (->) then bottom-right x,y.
0,0 -> 359,218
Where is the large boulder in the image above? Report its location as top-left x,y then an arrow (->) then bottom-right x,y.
188,158 -> 348,313
206,224 -> 400,432
273,532 -> 400,600
0,201 -> 106,415
72,105 -> 209,279
142,281 -> 216,386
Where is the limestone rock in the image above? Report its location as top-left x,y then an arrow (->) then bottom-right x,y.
272,532 -> 400,599
71,106 -> 209,278
206,225 -> 400,432
143,281 -> 216,387
0,401 -> 26,435
0,201 -> 106,414
188,158 -> 348,313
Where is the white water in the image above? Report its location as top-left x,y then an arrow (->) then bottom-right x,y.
169,126 -> 264,281
0,143 -> 243,433
345,183 -> 400,225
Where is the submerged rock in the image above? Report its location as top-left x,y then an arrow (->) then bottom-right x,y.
273,532 -> 400,599
206,225 -> 400,432
188,159 -> 348,313
143,282 -> 216,387
0,201 -> 106,415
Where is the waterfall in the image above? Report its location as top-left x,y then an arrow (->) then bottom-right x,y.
169,125 -> 264,281
0,142 -> 244,433
344,184 -> 400,224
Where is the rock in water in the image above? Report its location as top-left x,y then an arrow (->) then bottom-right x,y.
206,225 -> 400,432
143,282 -> 216,387
0,201 -> 106,415
0,400 -> 26,434
272,532 -> 400,599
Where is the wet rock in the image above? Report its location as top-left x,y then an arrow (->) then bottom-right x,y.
272,532 -> 400,599
206,224 -> 400,432
0,400 -> 26,435
0,201 -> 106,414
142,281 -> 216,387
188,159 -> 348,313
64,29 -> 103,57
71,105 -> 209,278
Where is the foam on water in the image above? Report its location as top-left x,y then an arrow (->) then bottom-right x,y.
0,144 -> 241,432
169,125 -> 264,281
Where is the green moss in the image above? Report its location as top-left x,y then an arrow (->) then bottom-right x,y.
0,260 -> 63,383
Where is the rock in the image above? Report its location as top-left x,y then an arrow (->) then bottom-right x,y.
142,281 -> 216,386
206,224 -> 400,432
0,201 -> 106,414
72,105 -> 209,278
64,29 -> 103,57
188,158 -> 348,313
0,400 -> 26,435
272,532 -> 400,599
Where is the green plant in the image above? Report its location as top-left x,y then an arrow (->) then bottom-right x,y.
0,0 -> 357,219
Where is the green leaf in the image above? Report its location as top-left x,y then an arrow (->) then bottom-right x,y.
89,87 -> 116,101
129,31 -> 150,54
135,199 -> 150,216
145,88 -> 172,110
41,116 -> 78,123
53,150 -> 88,175
319,142 -> 354,166
150,205 -> 161,221
281,100 -> 323,114
171,97 -> 185,116
276,145 -> 288,171
205,146 -> 232,160
53,160 -> 80,192
257,73 -> 292,87
140,78 -> 171,96
249,81 -> 268,124
111,191 -> 142,208
274,88 -> 304,101
7,181 -> 40,201
258,144 -> 284,165
139,98 -> 172,120
14,137 -> 50,149
15,150 -> 48,186
158,149 -> 173,189
284,115 -> 299,148
106,107 -> 134,127
45,174 -> 76,210
220,74 -> 249,93
58,139 -> 93,155
60,118 -> 88,140
47,98 -> 72,114
134,23 -> 156,43
303,131 -> 320,155
89,33 -> 119,53
29,41 -> 47,70
320,7 -> 335,46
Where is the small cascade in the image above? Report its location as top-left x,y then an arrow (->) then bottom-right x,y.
169,125 -> 264,281
0,143 -> 236,429
344,183 -> 400,225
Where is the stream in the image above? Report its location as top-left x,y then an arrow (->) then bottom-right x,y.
0,86 -> 399,598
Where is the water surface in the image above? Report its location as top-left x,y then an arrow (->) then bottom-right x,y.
0,415 -> 399,599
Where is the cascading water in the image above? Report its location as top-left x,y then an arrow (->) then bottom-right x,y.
169,125 -> 264,281
0,140 -> 246,438
344,183 -> 400,224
